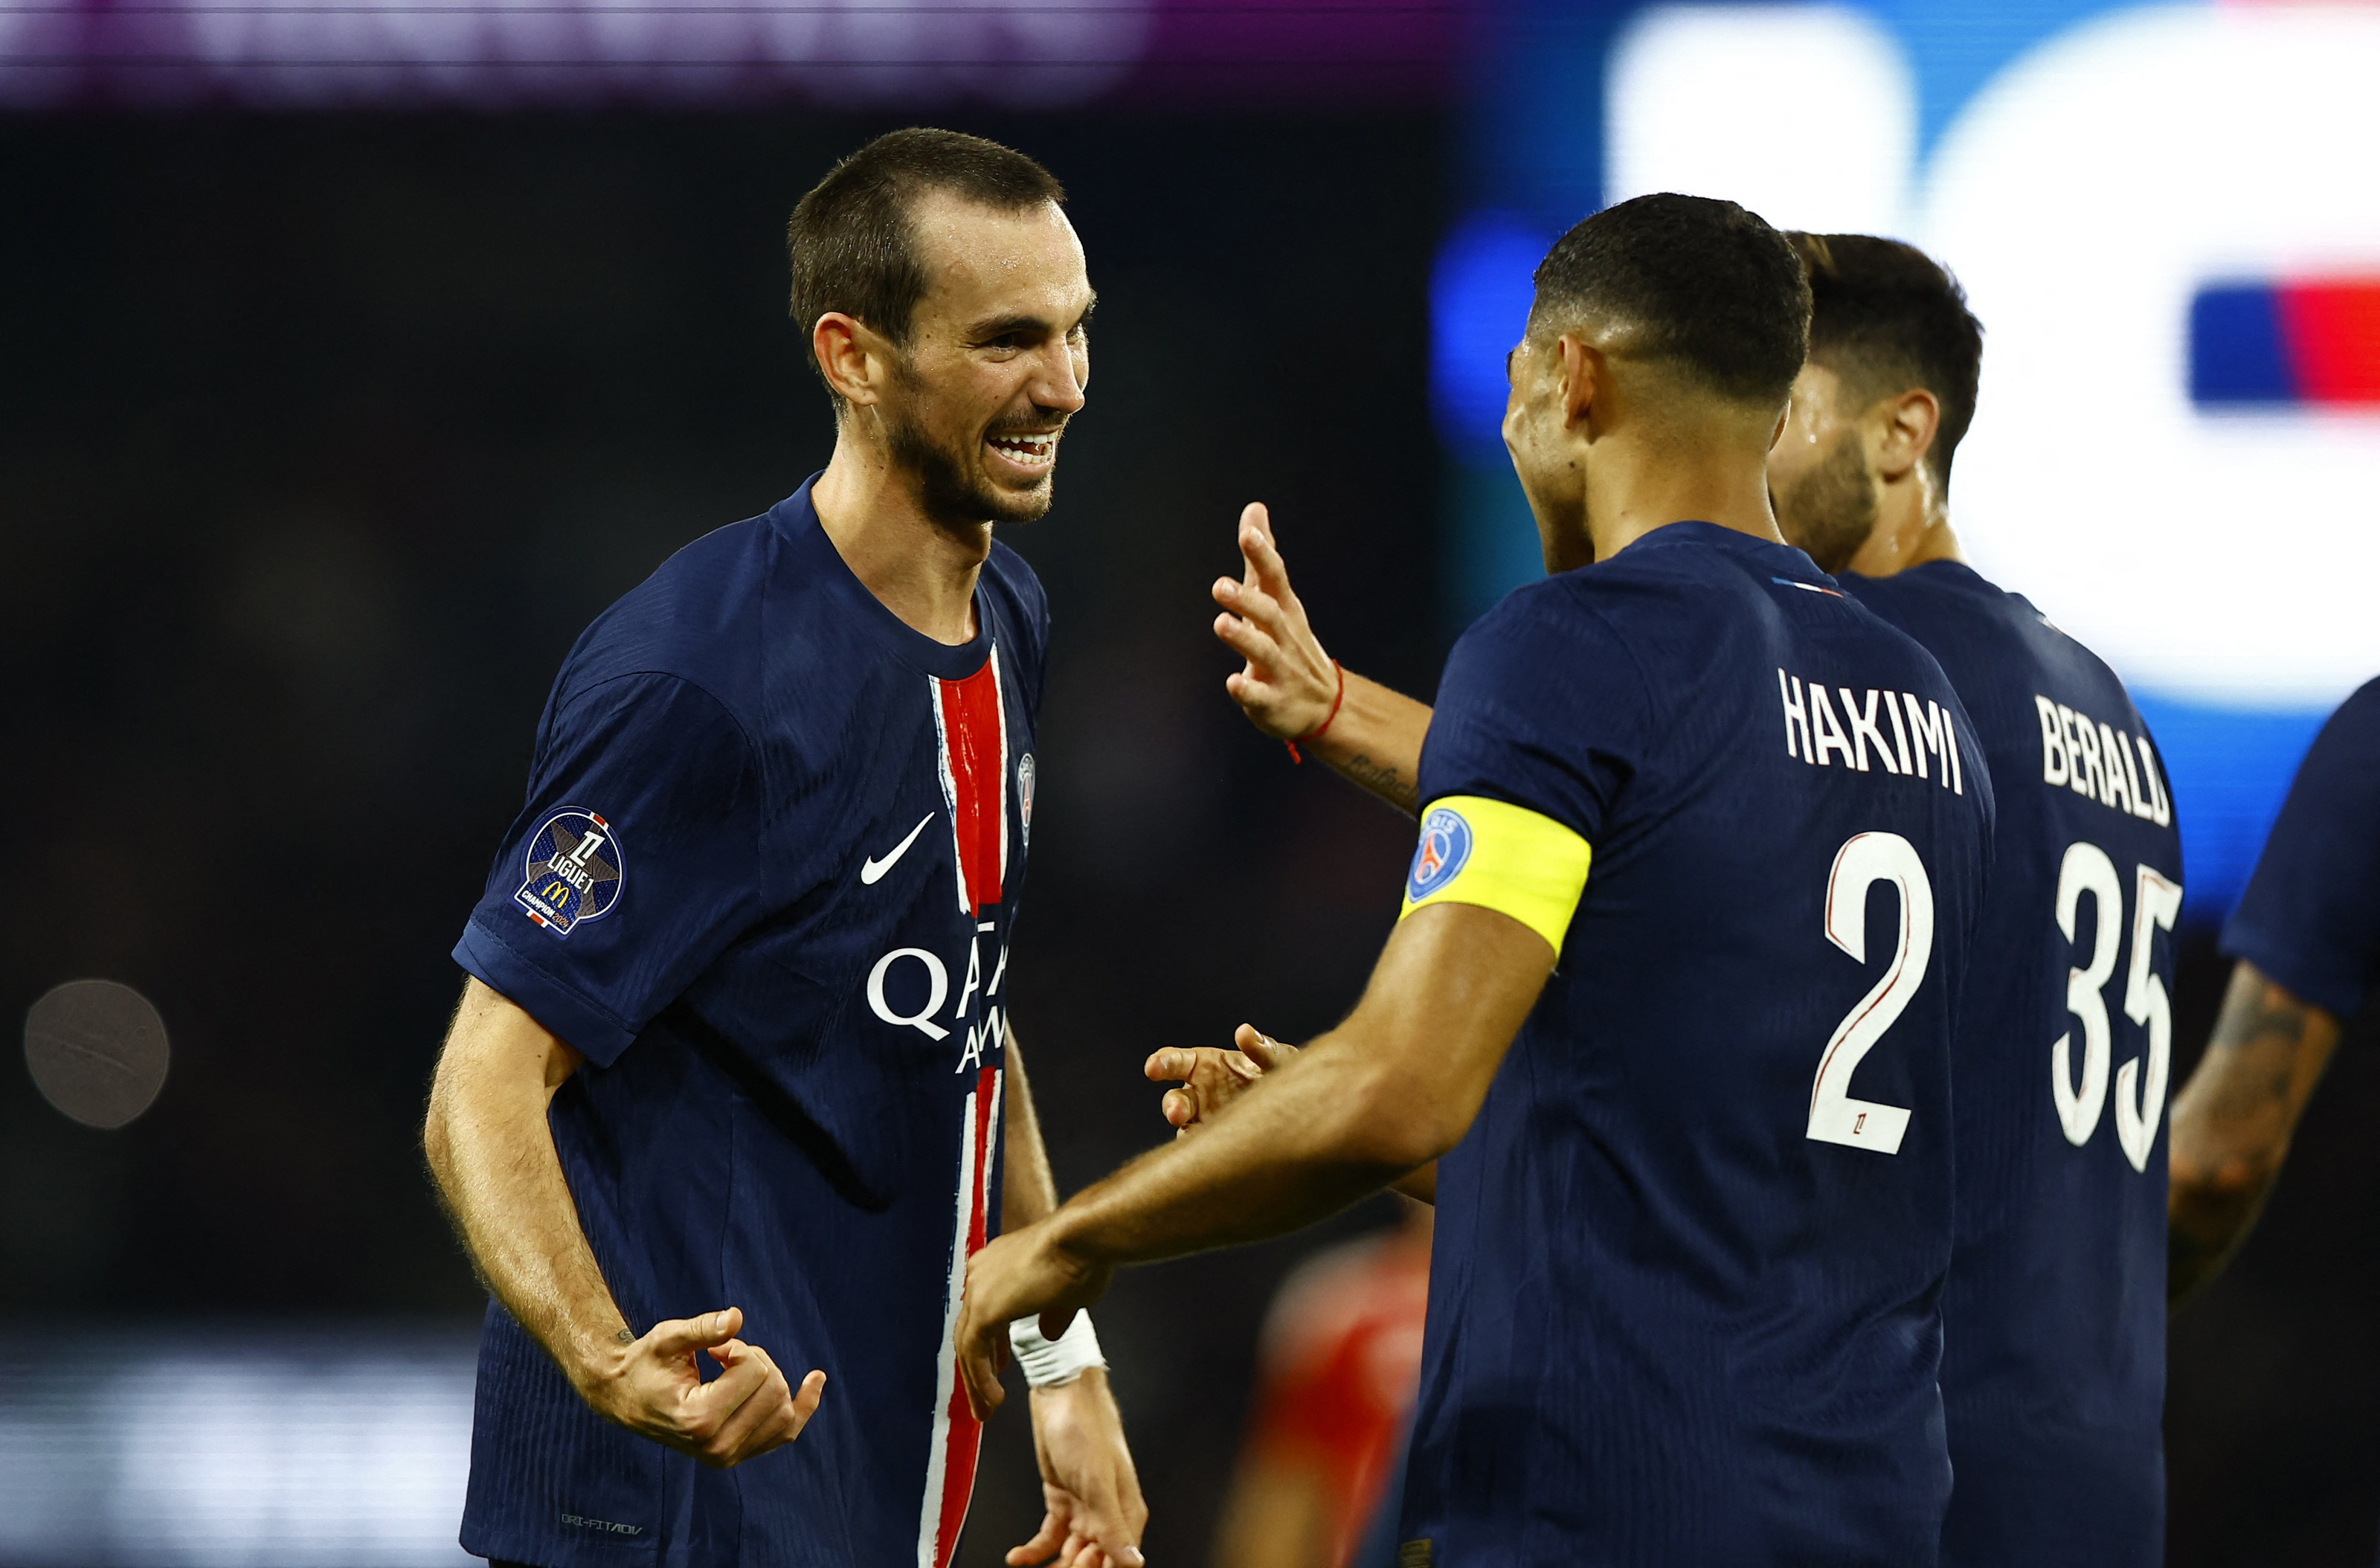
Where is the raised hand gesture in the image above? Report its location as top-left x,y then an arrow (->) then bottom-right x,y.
1212,503 -> 1340,740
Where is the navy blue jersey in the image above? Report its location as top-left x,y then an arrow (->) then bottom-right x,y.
2225,677 -> 2380,1019
1844,562 -> 2183,1568
1398,524 -> 1995,1566
450,478 -> 1046,1568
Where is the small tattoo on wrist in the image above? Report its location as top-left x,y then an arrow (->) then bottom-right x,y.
616,1328 -> 635,1344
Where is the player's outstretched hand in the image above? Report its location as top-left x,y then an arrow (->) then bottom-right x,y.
580,1308 -> 825,1469
1009,1371 -> 1148,1568
956,1222 -> 1113,1423
1213,503 -> 1338,740
1147,1024 -> 1300,1136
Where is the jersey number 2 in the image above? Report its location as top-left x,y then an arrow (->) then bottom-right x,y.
1807,832 -> 1932,1156
2051,843 -> 2183,1172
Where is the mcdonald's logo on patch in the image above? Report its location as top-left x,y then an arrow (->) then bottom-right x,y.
514,807 -> 624,936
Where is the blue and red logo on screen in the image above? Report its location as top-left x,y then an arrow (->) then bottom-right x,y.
2192,278 -> 2380,407
515,807 -> 624,936
1407,806 -> 1475,903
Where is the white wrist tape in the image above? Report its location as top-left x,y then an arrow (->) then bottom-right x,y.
1009,1311 -> 1106,1388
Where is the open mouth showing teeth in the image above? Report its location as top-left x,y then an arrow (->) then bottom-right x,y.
988,432 -> 1058,466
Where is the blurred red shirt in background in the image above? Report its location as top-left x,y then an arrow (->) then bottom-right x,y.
1212,1205 -> 1432,1568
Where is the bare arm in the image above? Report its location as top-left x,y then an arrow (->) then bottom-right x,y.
1004,1025 -> 1061,1229
2168,960 -> 2341,1305
1149,1028 -> 1436,1204
957,902 -> 1549,1414
999,1026 -> 1151,1568
425,978 -> 615,1365
422,977 -> 820,1465
1212,503 -> 1432,815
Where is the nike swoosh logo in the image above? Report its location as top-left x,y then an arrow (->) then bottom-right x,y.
861,812 -> 937,885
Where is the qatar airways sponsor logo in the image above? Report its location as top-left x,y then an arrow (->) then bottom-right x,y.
866,921 -> 1009,1072
1775,668 -> 1966,794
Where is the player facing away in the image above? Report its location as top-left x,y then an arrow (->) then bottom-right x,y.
957,194 -> 1996,1564
1769,234 -> 2183,1567
419,130 -> 1145,1568
2169,678 -> 2380,1299
1199,234 -> 2184,1566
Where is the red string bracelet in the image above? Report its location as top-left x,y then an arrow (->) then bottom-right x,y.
1284,660 -> 1346,765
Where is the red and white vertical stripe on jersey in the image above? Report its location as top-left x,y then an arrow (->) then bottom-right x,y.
919,1062 -> 1004,1568
930,654 -> 1009,918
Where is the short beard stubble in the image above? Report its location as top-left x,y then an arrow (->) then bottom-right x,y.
882,358 -> 1057,536
1772,425 -> 1877,576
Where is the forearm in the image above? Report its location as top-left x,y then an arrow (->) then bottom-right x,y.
1054,905 -> 1540,1265
425,989 -> 627,1382
1308,673 -> 1431,815
1003,1027 -> 1061,1229
1056,1034 -> 1427,1268
2167,962 -> 2340,1305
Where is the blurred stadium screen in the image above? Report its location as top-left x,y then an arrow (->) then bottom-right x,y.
0,1327 -> 478,1567
1437,0 -> 2380,923
0,0 -> 1458,107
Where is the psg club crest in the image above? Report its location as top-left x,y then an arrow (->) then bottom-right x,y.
515,807 -> 623,936
1017,753 -> 1036,842
1407,806 -> 1473,903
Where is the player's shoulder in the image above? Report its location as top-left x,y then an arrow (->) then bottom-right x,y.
980,536 -> 1051,666
2281,674 -> 2380,809
558,506 -> 779,708
2318,673 -> 2380,749
1849,562 -> 2145,729
1554,520 -> 1945,680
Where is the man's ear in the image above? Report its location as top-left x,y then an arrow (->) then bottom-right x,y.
813,312 -> 887,408
1874,388 -> 1941,482
1555,334 -> 1606,429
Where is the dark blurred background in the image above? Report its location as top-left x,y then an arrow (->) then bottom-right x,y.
0,107 -> 1447,1564
4,2 -> 2378,1565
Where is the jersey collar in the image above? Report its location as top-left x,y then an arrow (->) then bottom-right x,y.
769,475 -> 997,681
1616,518 -> 1837,587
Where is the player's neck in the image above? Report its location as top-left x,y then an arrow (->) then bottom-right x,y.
1575,440 -> 1784,566
811,437 -> 991,647
1844,470 -> 1964,578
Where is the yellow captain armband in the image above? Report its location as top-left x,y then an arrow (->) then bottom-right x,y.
1398,795 -> 1592,958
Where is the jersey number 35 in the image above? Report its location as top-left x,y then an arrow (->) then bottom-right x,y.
2051,843 -> 2183,1173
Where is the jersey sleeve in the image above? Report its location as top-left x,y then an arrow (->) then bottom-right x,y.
2222,678 -> 2380,1019
1403,588 -> 1643,957
453,672 -> 767,1064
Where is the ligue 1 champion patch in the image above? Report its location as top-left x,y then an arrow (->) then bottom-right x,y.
1407,806 -> 1474,902
515,807 -> 623,936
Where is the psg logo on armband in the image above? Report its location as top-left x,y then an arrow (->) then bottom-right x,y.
1406,806 -> 1473,902
514,807 -> 624,936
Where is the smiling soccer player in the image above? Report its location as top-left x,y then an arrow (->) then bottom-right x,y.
963,195 -> 1994,1564
421,129 -> 1142,1568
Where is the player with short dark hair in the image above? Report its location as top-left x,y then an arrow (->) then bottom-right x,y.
1771,234 -> 1982,576
1775,231 -> 2181,1568
421,128 -> 1144,1568
958,193 -> 1995,1563
1195,228 -> 2179,1566
2168,681 -> 2380,1298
